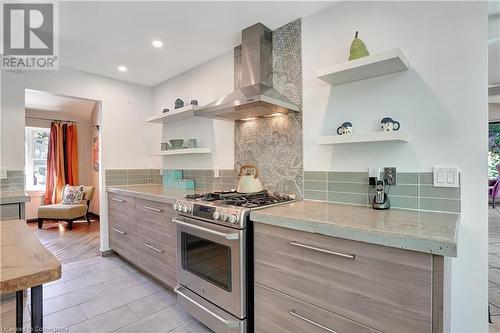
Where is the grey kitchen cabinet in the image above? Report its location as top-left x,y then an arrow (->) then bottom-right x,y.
107,193 -> 177,288
254,222 -> 444,333
108,193 -> 137,264
135,198 -> 177,287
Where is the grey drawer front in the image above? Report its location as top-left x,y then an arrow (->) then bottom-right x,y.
254,223 -> 433,333
0,204 -> 20,220
137,233 -> 176,288
109,216 -> 137,264
108,193 -> 135,214
255,283 -> 381,333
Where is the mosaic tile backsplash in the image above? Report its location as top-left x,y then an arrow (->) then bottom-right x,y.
304,171 -> 461,213
234,19 -> 304,198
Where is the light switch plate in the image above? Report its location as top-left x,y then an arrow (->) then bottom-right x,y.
433,166 -> 459,187
0,168 -> 6,179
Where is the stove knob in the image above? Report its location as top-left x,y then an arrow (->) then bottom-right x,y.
213,211 -> 221,220
178,204 -> 185,212
173,203 -> 178,211
228,214 -> 238,224
221,213 -> 229,222
182,205 -> 191,213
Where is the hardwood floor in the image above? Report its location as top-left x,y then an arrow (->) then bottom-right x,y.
27,217 -> 100,264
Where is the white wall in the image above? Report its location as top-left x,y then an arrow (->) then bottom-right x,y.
302,2 -> 488,331
151,50 -> 234,170
1,67 -> 152,251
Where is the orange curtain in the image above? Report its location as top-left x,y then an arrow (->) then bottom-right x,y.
65,123 -> 79,185
44,123 -> 57,204
44,122 -> 78,204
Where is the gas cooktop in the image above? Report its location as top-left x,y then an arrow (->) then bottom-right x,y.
185,190 -> 294,208
176,190 -> 295,229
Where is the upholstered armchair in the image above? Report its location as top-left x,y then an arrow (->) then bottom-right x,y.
38,186 -> 95,230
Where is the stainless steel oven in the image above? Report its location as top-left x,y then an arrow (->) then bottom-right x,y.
173,193 -> 293,333
174,213 -> 247,332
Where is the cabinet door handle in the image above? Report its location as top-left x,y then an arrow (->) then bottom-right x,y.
144,243 -> 164,253
290,311 -> 338,333
112,227 -> 126,235
143,205 -> 163,212
290,241 -> 355,260
111,198 -> 125,203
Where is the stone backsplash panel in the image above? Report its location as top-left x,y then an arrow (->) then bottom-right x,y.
234,19 -> 304,198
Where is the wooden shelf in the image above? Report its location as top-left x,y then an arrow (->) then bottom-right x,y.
318,131 -> 408,145
317,48 -> 409,86
146,105 -> 199,124
150,148 -> 212,156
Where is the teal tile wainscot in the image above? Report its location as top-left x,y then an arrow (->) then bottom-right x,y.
105,169 -> 237,191
0,170 -> 24,193
304,171 -> 461,213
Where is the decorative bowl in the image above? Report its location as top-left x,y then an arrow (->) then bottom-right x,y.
169,139 -> 184,149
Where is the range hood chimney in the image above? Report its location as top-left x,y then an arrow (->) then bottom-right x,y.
194,23 -> 300,121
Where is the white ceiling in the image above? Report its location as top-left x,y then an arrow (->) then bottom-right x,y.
59,1 -> 334,86
25,90 -> 96,119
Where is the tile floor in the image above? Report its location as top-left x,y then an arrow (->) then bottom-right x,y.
0,255 -> 212,333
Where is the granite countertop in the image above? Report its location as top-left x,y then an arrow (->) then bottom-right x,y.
0,191 -> 31,205
106,184 -> 204,204
250,200 -> 459,257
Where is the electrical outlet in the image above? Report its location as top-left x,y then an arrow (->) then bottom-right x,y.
384,167 -> 397,185
368,167 -> 381,186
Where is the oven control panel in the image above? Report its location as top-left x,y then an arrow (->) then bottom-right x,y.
174,199 -> 246,228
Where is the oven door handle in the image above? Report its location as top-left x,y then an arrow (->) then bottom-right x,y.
172,218 -> 239,240
174,286 -> 240,328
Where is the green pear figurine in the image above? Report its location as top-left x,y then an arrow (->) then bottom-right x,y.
349,31 -> 369,61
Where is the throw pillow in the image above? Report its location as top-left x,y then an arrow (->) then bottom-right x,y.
62,185 -> 84,205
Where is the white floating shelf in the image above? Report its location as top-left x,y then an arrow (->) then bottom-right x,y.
317,48 -> 409,86
150,148 -> 212,156
319,131 -> 409,145
145,105 -> 200,124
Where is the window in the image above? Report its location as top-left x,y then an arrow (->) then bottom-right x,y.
25,127 -> 50,191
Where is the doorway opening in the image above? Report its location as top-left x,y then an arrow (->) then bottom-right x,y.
24,89 -> 102,263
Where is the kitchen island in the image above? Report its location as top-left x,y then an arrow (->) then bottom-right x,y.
250,200 -> 459,333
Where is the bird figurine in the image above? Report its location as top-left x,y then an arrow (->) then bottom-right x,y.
349,31 -> 369,61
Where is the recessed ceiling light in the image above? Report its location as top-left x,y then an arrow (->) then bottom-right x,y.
152,40 -> 163,48
117,66 -> 127,72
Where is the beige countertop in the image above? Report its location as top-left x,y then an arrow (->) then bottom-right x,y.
250,200 -> 459,257
0,191 -> 31,205
106,184 -> 204,204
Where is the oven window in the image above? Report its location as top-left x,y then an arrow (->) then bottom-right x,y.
181,232 -> 232,292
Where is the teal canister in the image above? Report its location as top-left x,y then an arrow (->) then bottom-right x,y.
162,170 -> 183,188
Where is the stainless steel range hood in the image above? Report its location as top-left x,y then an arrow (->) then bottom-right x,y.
194,23 -> 300,121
